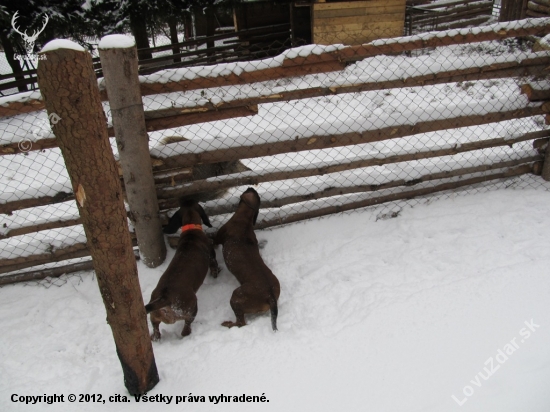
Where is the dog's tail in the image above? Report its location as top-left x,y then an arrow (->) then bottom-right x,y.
145,296 -> 170,313
268,292 -> 278,332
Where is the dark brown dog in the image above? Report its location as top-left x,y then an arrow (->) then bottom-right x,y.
214,188 -> 280,331
145,200 -> 219,341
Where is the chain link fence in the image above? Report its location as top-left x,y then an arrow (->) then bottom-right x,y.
142,23 -> 550,233
2,19 -> 550,286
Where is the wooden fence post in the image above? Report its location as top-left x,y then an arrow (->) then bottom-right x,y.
542,145 -> 550,181
99,35 -> 166,268
37,40 -> 159,395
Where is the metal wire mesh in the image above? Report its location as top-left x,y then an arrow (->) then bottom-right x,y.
2,20 -> 550,285
142,25 -> 550,232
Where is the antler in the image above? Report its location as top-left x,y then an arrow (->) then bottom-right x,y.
11,11 -> 28,38
31,14 -> 49,40
11,11 -> 49,42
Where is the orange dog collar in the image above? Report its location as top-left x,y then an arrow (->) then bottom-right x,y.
181,224 -> 203,233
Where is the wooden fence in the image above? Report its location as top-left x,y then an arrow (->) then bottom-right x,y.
2,18 -> 550,285
406,0 -> 495,35
0,24 -> 295,97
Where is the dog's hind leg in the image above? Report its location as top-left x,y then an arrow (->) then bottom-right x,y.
222,287 -> 247,328
181,299 -> 198,337
181,319 -> 194,337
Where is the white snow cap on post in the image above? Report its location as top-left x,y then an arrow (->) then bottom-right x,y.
99,34 -> 136,49
40,39 -> 86,53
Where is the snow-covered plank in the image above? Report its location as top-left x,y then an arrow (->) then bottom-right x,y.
152,97 -> 546,170
141,53 -> 550,126
138,18 -> 550,97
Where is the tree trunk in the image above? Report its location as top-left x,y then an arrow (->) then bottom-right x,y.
206,7 -> 217,61
168,16 -> 181,63
129,13 -> 153,60
99,41 -> 167,268
0,33 -> 28,93
37,43 -> 159,395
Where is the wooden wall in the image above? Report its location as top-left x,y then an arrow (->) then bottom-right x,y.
312,0 -> 407,45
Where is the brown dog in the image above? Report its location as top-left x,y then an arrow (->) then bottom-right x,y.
214,188 -> 280,331
145,200 -> 219,341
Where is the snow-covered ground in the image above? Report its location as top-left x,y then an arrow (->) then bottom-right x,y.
1,185 -> 550,411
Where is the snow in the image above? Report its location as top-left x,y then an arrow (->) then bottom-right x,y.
98,35 -> 136,50
539,33 -> 550,49
2,188 -> 550,411
131,44 -> 347,87
0,90 -> 42,108
40,39 -> 86,53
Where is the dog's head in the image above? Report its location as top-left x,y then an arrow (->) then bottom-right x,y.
239,187 -> 261,226
163,199 -> 212,234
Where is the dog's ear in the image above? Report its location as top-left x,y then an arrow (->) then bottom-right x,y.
196,204 -> 212,228
163,210 -> 182,234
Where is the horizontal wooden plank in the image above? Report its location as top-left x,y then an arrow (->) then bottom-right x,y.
438,16 -> 492,30
156,127 -> 548,199
194,156 -> 541,217
315,6 -> 373,18
314,29 -> 403,45
313,20 -> 404,44
313,13 -> 406,27
107,105 -> 258,137
156,108 -> 548,172
314,20 -> 405,34
0,243 -> 90,275
0,217 -> 81,240
0,252 -> 138,285
417,0 -> 486,9
254,164 -> 534,230
0,99 -> 44,118
314,3 -> 406,17
0,137 -> 57,156
314,0 -> 406,10
311,3 -> 405,19
418,5 -> 493,24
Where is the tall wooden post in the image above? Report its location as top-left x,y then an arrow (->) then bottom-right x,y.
99,35 -> 166,268
37,40 -> 159,395
542,144 -> 550,181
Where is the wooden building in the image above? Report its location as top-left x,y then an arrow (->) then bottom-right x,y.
311,0 -> 407,45
233,0 -> 407,47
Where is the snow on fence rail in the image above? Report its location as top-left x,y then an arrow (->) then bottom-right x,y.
1,19 -> 550,285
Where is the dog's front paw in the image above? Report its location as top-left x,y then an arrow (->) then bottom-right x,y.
151,332 -> 161,342
210,266 -> 220,278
